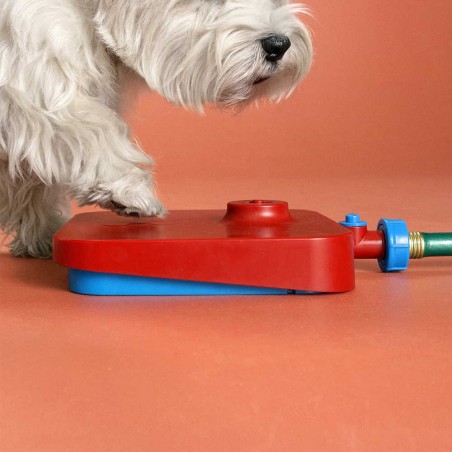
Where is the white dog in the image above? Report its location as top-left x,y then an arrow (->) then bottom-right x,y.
0,0 -> 312,258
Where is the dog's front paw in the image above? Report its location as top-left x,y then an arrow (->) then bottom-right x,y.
76,171 -> 166,218
108,196 -> 165,218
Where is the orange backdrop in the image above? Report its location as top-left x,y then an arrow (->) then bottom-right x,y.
119,0 -> 451,212
2,4 -> 452,449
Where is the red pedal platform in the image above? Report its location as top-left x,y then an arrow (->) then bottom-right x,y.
53,200 -> 355,293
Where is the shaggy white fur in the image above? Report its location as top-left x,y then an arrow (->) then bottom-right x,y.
0,0 -> 312,258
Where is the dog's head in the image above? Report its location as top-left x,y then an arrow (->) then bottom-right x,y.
94,0 -> 313,110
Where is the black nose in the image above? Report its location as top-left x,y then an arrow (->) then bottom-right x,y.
261,35 -> 291,62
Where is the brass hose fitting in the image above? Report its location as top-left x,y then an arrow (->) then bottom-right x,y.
409,232 -> 425,259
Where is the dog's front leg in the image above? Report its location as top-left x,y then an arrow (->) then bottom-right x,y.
64,96 -> 165,218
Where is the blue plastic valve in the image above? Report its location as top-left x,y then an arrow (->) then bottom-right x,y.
339,213 -> 367,228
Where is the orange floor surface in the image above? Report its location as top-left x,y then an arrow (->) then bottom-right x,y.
2,0 -> 452,448
1,176 -> 452,451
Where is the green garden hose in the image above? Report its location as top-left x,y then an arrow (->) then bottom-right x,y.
410,232 -> 452,259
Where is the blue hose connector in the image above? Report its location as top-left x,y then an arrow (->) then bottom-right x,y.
377,218 -> 410,272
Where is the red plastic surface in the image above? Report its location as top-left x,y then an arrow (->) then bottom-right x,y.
53,201 -> 355,293
349,225 -> 385,259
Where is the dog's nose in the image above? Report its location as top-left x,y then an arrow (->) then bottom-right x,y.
261,35 -> 291,62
